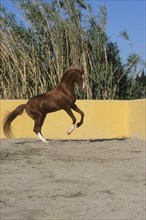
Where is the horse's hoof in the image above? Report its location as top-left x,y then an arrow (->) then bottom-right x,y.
67,129 -> 72,135
76,123 -> 81,128
42,140 -> 48,143
38,132 -> 48,143
67,124 -> 74,135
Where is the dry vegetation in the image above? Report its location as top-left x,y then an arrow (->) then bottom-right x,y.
0,0 -> 145,99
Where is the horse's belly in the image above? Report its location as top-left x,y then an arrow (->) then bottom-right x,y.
41,100 -> 61,113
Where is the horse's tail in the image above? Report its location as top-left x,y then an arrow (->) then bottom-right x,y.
3,104 -> 26,137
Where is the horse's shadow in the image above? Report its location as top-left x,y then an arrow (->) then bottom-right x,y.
14,140 -> 44,145
14,138 -> 128,145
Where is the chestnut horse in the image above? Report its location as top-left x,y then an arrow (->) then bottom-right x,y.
3,66 -> 85,142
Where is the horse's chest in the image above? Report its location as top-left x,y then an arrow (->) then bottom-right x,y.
66,94 -> 76,105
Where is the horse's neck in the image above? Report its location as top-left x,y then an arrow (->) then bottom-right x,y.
61,81 -> 75,94
60,76 -> 75,96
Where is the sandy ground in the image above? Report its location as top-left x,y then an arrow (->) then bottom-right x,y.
0,138 -> 145,220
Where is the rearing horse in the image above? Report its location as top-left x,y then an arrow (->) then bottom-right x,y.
3,66 -> 85,142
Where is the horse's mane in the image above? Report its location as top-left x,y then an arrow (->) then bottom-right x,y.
60,65 -> 84,83
63,65 -> 83,75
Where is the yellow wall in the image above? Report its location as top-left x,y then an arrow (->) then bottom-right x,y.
0,99 -> 145,140
127,99 -> 146,140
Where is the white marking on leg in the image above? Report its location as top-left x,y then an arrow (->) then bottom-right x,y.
82,82 -> 85,90
38,132 -> 48,143
67,124 -> 75,135
82,75 -> 85,90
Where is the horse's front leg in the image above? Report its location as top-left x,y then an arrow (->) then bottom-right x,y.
71,104 -> 84,128
63,107 -> 76,135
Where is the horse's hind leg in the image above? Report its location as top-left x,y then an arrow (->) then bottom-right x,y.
33,116 -> 48,143
26,103 -> 47,142
40,113 -> 46,131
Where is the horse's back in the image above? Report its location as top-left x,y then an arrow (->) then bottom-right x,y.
26,92 -> 62,115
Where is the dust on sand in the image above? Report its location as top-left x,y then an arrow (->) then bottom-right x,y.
0,138 -> 145,220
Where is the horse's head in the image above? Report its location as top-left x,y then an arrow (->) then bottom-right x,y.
62,65 -> 85,91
